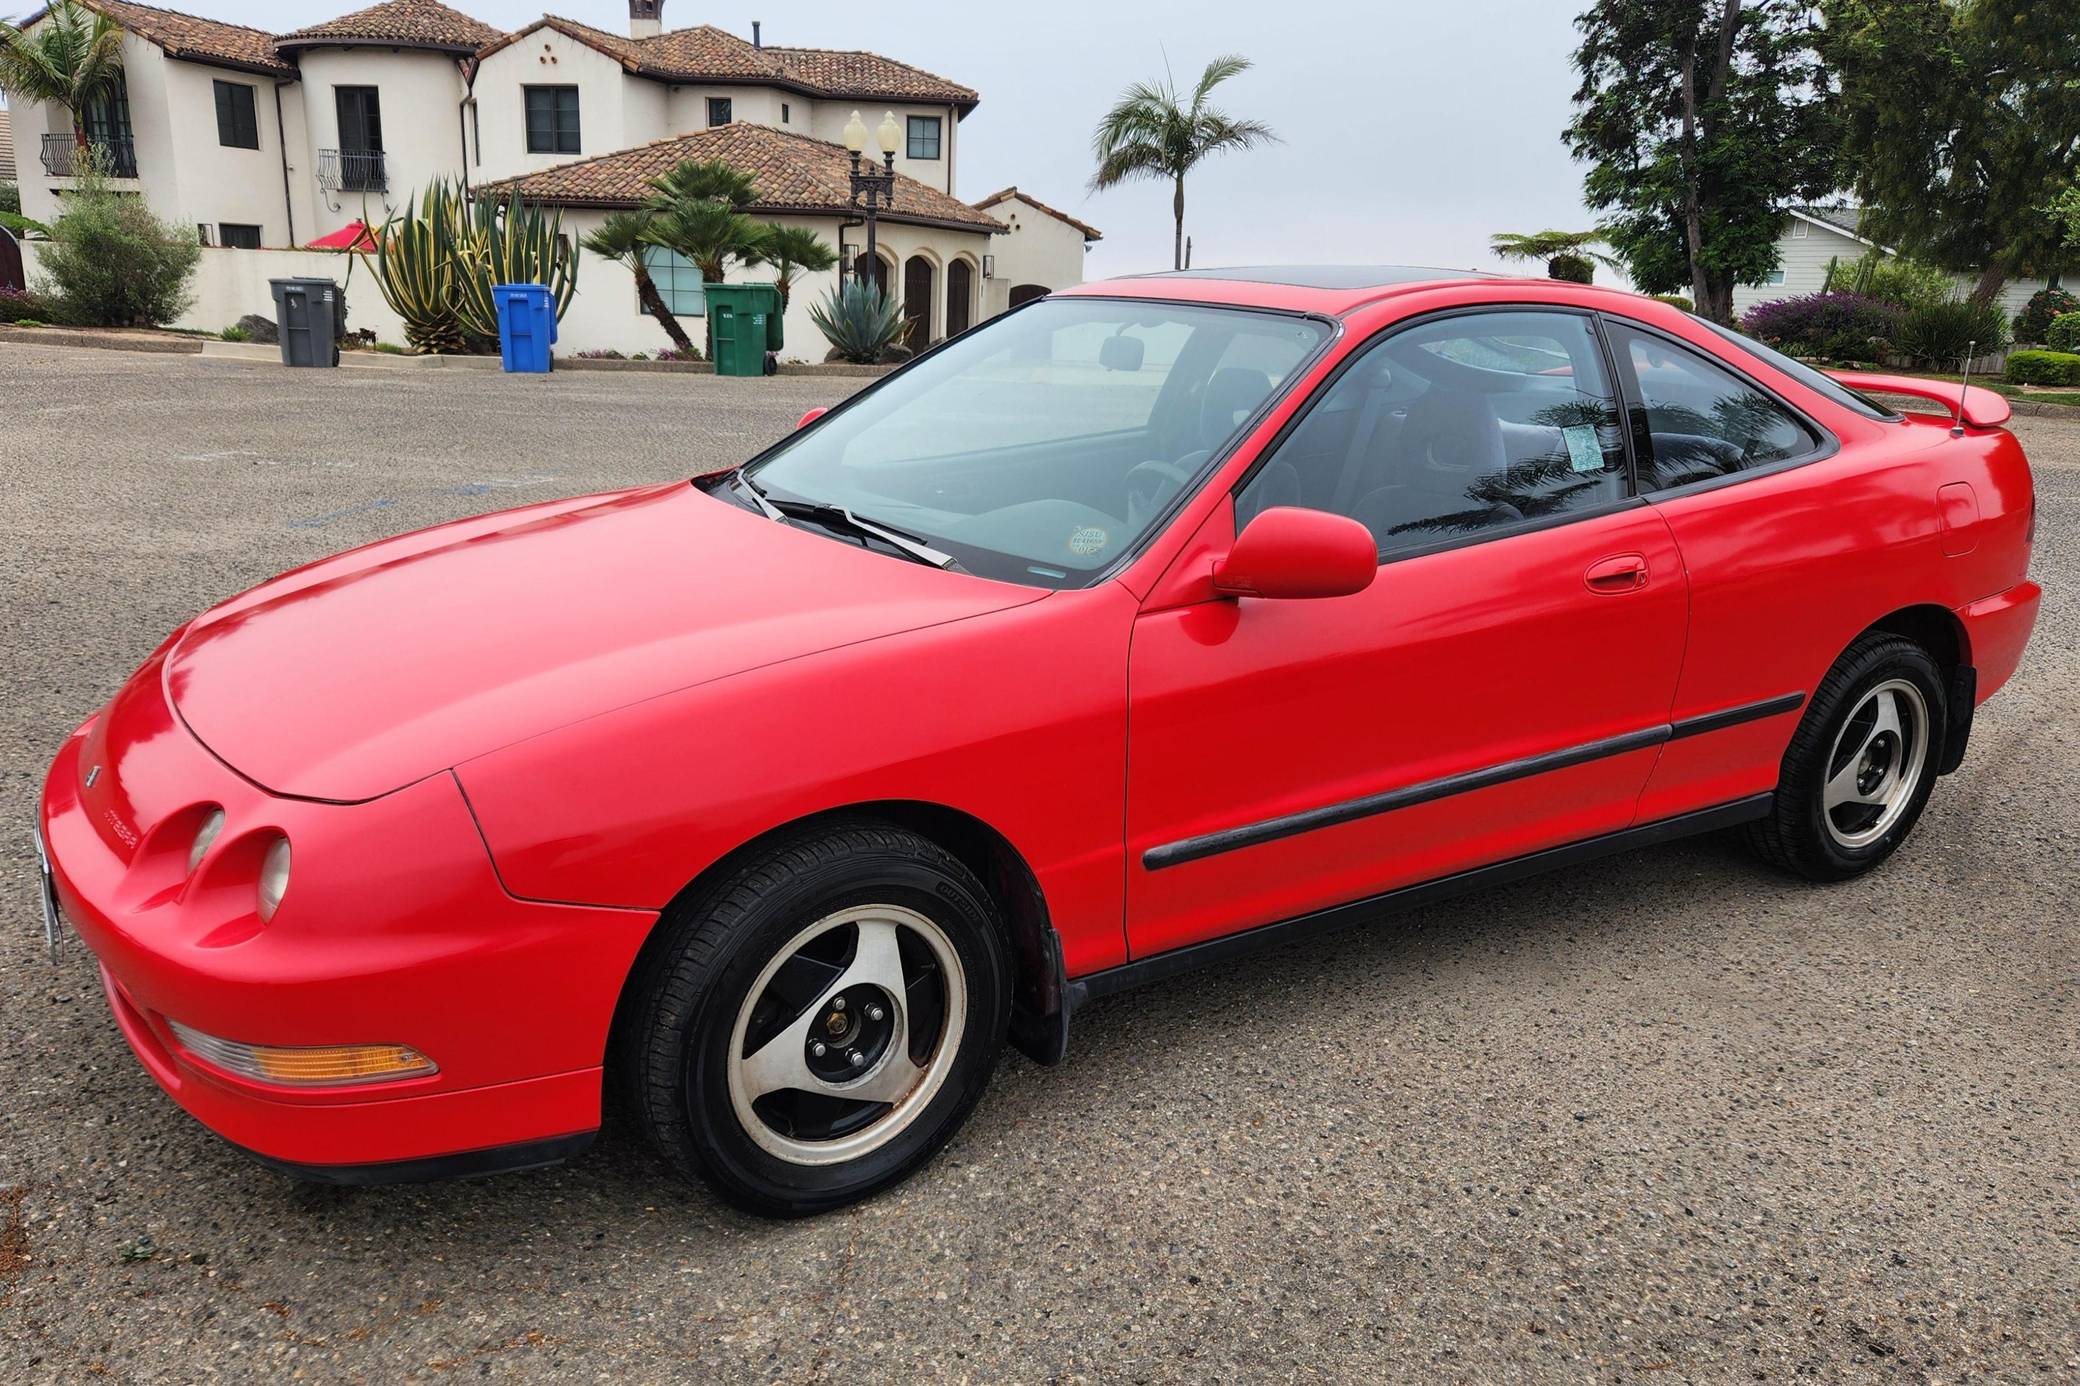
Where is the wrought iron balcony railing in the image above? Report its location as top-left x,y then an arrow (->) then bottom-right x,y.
41,132 -> 139,179
317,148 -> 387,194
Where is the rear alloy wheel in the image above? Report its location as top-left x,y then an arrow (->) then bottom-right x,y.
1746,634 -> 1947,881
621,822 -> 1010,1216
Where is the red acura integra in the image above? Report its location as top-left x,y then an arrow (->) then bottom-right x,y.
37,269 -> 2039,1215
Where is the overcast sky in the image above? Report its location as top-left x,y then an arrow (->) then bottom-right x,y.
8,0 -> 1609,282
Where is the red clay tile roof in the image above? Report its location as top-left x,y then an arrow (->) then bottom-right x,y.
764,46 -> 976,110
974,186 -> 1103,242
35,0 -> 296,77
479,17 -> 977,112
277,0 -> 502,55
477,122 -> 1001,233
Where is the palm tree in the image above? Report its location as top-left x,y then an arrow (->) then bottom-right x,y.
0,1 -> 126,154
646,158 -> 759,212
761,225 -> 838,310
637,157 -> 770,357
1488,230 -> 1622,284
580,211 -> 693,354
1089,54 -> 1278,272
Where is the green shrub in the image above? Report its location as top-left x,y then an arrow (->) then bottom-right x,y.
14,318 -> 44,327
1647,294 -> 1694,313
0,286 -> 49,323
219,324 -> 249,342
2013,287 -> 2080,345
33,166 -> 200,327
2005,349 -> 2080,387
2045,312 -> 2080,354
1895,299 -> 2009,368
1822,249 -> 1955,310
809,280 -> 905,364
0,181 -> 18,216
371,341 -> 408,355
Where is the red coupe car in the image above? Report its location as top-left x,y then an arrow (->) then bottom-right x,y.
37,268 -> 2039,1215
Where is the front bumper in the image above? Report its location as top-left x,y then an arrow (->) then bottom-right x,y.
37,647 -> 659,1176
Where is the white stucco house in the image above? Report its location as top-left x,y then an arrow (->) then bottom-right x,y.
5,0 -> 1097,355
1733,206 -> 2052,323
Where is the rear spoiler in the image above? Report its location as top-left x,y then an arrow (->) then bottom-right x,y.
1825,370 -> 2011,428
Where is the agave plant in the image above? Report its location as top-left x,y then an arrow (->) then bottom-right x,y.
366,181 -> 577,355
809,280 -> 905,364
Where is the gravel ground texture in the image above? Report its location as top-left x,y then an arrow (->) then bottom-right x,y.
1,343 -> 2074,1384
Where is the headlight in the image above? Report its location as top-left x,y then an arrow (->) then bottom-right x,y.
166,1019 -> 437,1086
187,809 -> 225,875
256,836 -> 291,920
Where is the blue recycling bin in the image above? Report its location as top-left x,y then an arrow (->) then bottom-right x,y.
494,282 -> 556,373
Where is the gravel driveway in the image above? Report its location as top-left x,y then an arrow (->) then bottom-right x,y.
2,343 -> 2074,1383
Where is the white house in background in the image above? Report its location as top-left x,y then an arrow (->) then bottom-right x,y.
0,107 -> 17,182
1733,206 -> 2051,322
6,0 -> 1095,354
971,187 -> 1102,320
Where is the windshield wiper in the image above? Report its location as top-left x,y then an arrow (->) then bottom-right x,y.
772,498 -> 964,571
727,468 -> 789,523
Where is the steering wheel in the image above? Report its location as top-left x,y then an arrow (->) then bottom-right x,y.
1124,452 -> 1211,526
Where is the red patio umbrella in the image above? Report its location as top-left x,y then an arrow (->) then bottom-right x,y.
307,220 -> 378,251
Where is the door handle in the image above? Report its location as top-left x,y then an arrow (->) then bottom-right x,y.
1584,553 -> 1649,593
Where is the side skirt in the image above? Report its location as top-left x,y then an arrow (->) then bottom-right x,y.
1064,795 -> 1773,1018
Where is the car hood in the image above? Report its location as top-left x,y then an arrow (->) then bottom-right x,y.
167,482 -> 1045,801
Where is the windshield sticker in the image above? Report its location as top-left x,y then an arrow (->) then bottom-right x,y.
1561,424 -> 1605,474
1068,526 -> 1109,557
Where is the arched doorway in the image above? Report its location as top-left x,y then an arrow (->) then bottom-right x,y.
902,255 -> 935,350
0,227 -> 22,293
1009,283 -> 1048,308
946,259 -> 973,337
852,251 -> 888,295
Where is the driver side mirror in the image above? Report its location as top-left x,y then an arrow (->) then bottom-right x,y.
1213,507 -> 1377,600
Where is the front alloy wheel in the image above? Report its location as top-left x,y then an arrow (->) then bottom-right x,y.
726,905 -> 966,1166
620,821 -> 1010,1216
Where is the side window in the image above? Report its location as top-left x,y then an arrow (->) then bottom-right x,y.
1236,310 -> 1630,556
1607,324 -> 1817,489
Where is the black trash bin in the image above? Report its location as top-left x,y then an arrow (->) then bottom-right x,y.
269,278 -> 341,368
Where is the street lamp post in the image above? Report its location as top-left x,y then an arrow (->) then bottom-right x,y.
843,110 -> 902,293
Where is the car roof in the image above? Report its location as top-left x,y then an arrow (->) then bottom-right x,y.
1056,264 -> 1600,316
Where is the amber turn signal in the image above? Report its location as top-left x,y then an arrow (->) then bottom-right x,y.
166,1020 -> 437,1087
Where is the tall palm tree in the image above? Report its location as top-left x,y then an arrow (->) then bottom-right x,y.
646,158 -> 759,212
1089,54 -> 1278,272
1488,229 -> 1622,283
761,224 -> 838,310
580,211 -> 693,354
0,1 -> 125,153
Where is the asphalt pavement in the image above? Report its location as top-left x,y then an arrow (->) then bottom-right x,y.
1,342 -> 2074,1383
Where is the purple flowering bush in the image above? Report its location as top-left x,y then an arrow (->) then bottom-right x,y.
1740,292 -> 1902,362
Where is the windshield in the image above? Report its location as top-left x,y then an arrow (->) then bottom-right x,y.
743,298 -> 1330,586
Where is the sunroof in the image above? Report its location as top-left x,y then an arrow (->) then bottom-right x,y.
1134,265 -> 1500,288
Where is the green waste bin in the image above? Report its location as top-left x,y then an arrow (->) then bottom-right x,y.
704,282 -> 782,377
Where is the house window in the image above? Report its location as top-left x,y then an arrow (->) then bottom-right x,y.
214,80 -> 259,149
1765,269 -> 1787,286
907,115 -> 942,160
197,224 -> 214,246
524,85 -> 580,155
1790,219 -> 1810,238
218,223 -> 262,249
781,102 -> 790,124
643,247 -> 708,316
707,97 -> 732,127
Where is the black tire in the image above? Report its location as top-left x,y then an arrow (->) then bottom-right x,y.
619,820 -> 1011,1216
1745,633 -> 1948,881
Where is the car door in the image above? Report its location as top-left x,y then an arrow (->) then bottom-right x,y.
1124,308 -> 1690,960
1597,317 -> 1870,824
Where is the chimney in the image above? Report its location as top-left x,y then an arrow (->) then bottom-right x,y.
752,21 -> 761,48
630,0 -> 663,40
